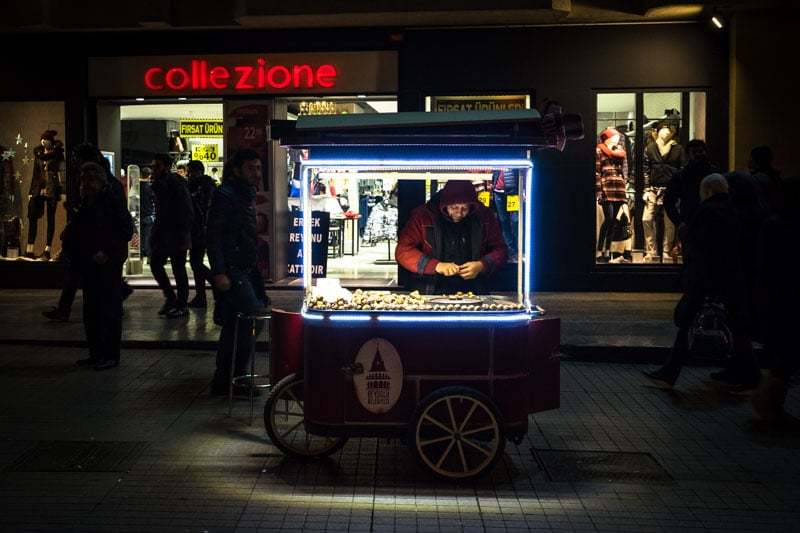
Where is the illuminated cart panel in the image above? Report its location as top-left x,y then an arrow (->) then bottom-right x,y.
266,109 -> 583,480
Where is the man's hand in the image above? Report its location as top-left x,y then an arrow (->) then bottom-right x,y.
435,262 -> 460,277
92,251 -> 108,265
458,261 -> 485,280
213,274 -> 231,291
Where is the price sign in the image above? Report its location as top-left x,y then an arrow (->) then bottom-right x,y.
477,191 -> 491,207
192,144 -> 219,162
506,194 -> 520,212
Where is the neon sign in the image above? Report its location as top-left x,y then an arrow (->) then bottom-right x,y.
143,58 -> 338,92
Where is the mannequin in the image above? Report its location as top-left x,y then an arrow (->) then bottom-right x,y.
1,147 -> 18,257
26,130 -> 65,259
642,122 -> 684,262
595,127 -> 629,263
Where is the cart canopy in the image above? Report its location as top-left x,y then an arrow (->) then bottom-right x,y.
271,109 -> 583,152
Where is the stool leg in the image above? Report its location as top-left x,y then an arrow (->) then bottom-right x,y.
228,314 -> 240,417
249,318 -> 256,425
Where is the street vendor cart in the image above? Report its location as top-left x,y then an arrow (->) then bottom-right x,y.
266,108 -> 583,480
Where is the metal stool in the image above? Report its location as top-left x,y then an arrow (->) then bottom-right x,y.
228,311 -> 271,424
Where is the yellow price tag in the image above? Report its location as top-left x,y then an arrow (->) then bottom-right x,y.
477,191 -> 491,207
192,144 -> 219,162
506,194 -> 520,212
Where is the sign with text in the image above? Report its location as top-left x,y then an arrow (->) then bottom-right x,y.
430,95 -> 529,113
180,120 -> 223,137
191,144 -> 219,162
287,210 -> 330,278
89,51 -> 398,97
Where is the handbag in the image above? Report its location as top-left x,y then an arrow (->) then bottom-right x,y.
688,298 -> 732,360
612,212 -> 633,242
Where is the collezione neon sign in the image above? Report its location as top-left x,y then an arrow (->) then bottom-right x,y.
144,58 -> 338,92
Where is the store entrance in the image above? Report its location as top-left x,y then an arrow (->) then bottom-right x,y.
97,100 -> 223,285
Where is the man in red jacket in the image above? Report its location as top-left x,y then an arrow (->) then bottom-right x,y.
396,180 -> 508,294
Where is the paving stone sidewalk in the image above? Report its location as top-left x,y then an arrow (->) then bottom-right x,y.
0,289 -> 680,357
1,345 -> 798,532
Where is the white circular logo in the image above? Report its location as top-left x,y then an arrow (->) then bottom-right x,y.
353,338 -> 403,414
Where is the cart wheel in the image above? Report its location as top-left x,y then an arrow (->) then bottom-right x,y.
264,373 -> 347,459
411,387 -> 505,481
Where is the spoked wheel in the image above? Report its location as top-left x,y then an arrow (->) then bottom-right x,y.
264,373 -> 347,459
411,387 -> 505,481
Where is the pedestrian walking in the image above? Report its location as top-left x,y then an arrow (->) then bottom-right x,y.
72,162 -> 133,370
748,145 -> 782,213
664,140 -> 721,243
149,153 -> 194,319
42,144 -> 131,322
207,150 -> 269,395
644,174 -> 755,389
752,176 -> 800,421
186,160 -> 216,308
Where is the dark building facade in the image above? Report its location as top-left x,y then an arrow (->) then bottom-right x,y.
0,21 -> 730,290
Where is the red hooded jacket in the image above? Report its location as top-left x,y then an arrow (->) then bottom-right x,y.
395,181 -> 508,278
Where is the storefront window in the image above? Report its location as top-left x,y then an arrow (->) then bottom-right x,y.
595,90 -> 706,265
0,101 -> 67,261
281,96 -> 398,286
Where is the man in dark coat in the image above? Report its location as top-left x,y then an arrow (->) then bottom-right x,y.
664,140 -> 721,243
207,150 -> 269,396
186,160 -> 216,308
149,153 -> 194,318
748,145 -> 782,214
645,174 -> 756,388
751,176 -> 800,421
72,162 -> 133,371
396,180 -> 508,295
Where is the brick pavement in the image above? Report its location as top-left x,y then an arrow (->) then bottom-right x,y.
1,345 -> 798,532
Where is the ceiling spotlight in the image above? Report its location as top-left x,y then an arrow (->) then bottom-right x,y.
135,97 -> 145,101
178,97 -> 187,101
711,15 -> 723,29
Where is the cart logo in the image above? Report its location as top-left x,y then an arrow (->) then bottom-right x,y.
353,338 -> 403,414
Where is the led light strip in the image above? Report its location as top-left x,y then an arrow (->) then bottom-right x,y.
303,159 -> 533,169
299,157 -> 535,311
524,165 -> 533,310
301,310 -> 532,324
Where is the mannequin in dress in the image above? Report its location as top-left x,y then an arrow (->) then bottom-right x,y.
595,128 -> 629,262
26,130 -> 65,259
643,122 -> 684,262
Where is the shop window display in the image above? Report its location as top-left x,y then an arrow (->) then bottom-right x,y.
282,96 -> 398,284
0,101 -> 67,261
595,91 -> 706,265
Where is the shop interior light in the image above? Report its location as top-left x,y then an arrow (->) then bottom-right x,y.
178,97 -> 188,101
135,97 -> 145,101
711,16 -> 723,29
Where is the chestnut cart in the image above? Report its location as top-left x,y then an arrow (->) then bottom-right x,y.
265,109 -> 583,480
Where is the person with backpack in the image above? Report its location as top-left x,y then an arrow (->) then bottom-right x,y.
186,160 -> 216,308
644,174 -> 754,389
72,162 -> 133,371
